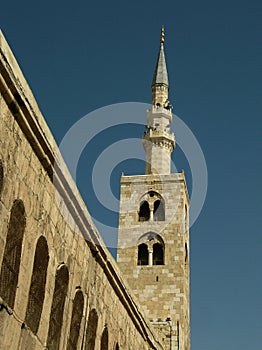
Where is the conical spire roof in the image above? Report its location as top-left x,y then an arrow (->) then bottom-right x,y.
152,26 -> 169,87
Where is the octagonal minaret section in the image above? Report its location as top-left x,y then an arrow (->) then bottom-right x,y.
143,26 -> 175,175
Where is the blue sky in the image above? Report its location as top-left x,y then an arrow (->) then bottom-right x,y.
1,0 -> 261,349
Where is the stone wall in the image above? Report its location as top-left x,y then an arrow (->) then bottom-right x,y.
0,30 -> 163,350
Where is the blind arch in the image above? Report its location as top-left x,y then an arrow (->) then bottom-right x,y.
67,289 -> 84,350
100,326 -> 108,350
47,264 -> 69,350
25,236 -> 49,334
85,308 -> 98,350
0,199 -> 26,308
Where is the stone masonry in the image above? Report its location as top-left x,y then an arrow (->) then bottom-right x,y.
0,30 -> 164,350
117,28 -> 190,350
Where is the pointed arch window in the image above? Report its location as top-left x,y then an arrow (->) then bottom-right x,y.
153,199 -> 165,221
67,289 -> 84,350
100,326 -> 109,350
25,236 -> 49,334
47,264 -> 69,350
85,308 -> 98,350
138,201 -> 150,221
0,199 -> 26,308
153,243 -> 164,265
115,342 -> 120,350
137,232 -> 165,266
137,243 -> 148,265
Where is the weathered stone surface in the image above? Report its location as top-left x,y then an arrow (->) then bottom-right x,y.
0,30 -> 163,350
117,175 -> 190,350
117,31 -> 190,349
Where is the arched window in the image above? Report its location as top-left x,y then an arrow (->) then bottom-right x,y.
137,232 -> 165,266
153,243 -> 164,265
85,308 -> 98,350
47,264 -> 69,350
138,201 -> 150,221
185,243 -> 188,265
67,289 -> 84,350
115,342 -> 120,350
25,236 -> 49,334
153,199 -> 165,221
100,326 -> 108,350
0,160 -> 3,196
0,199 -> 26,308
137,244 -> 148,265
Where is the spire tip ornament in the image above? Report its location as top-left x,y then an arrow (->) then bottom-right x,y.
160,25 -> 165,44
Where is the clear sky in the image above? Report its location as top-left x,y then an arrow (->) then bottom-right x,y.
1,0 -> 261,349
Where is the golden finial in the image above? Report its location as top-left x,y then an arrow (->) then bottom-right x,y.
160,25 -> 165,44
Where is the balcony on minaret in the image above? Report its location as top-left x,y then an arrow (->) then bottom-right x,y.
142,128 -> 175,147
148,105 -> 172,116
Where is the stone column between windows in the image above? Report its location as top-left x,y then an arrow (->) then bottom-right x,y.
149,202 -> 154,221
148,248 -> 153,266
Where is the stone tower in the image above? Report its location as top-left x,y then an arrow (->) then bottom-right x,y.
117,27 -> 190,350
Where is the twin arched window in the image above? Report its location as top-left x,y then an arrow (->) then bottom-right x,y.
138,191 -> 165,222
137,233 -> 164,266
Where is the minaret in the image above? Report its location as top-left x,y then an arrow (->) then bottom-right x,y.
143,26 -> 175,175
117,28 -> 190,350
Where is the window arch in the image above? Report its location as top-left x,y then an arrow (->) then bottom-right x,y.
67,289 -> 84,350
25,236 -> 49,334
137,243 -> 148,265
0,160 -> 3,197
137,233 -> 165,266
138,191 -> 165,222
85,308 -> 98,350
47,264 -> 69,350
138,200 -> 150,221
115,342 -> 120,350
0,199 -> 26,308
153,199 -> 165,221
100,326 -> 108,350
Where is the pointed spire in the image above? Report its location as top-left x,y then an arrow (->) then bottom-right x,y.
152,26 -> 169,88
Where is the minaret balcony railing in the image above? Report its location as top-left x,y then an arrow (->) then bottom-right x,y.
147,106 -> 172,116
143,128 -> 175,142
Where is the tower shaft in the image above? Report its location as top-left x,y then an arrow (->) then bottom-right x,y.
117,28 -> 190,350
